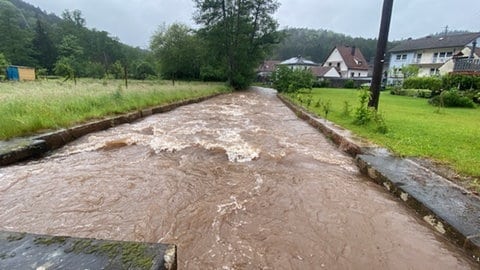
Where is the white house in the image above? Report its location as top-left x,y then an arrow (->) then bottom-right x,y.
388,32 -> 480,84
322,46 -> 369,78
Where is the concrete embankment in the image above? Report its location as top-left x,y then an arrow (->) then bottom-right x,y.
277,93 -> 480,264
0,231 -> 176,270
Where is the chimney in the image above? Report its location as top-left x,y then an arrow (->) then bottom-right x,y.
351,46 -> 356,56
470,40 -> 477,59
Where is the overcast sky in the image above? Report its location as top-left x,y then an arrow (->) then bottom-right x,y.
26,0 -> 480,48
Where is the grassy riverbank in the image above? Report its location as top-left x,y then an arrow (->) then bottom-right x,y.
286,88 -> 480,187
0,79 -> 229,140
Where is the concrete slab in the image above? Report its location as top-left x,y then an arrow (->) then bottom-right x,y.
0,139 -> 46,166
0,231 -> 176,270
357,154 -> 480,258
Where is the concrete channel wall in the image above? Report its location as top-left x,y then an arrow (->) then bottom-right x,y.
277,93 -> 480,265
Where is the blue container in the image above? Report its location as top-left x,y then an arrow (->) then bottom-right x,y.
6,66 -> 19,81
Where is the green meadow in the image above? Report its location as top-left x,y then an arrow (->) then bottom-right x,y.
0,79 -> 229,140
286,88 -> 480,188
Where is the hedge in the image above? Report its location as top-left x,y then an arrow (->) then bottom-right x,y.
403,77 -> 442,91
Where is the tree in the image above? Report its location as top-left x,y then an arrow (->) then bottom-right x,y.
194,0 -> 281,90
401,65 -> 419,79
0,0 -> 36,66
133,61 -> 156,80
54,34 -> 84,83
150,23 -> 201,84
32,18 -> 57,72
0,52 -> 9,79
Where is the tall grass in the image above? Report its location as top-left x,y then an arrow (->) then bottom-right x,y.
288,88 -> 480,180
0,79 -> 229,140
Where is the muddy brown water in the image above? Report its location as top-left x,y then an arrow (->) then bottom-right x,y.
0,87 -> 476,269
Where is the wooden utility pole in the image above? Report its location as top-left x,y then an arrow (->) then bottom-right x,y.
369,0 -> 394,110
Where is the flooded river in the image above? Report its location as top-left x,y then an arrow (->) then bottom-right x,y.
0,87 -> 475,269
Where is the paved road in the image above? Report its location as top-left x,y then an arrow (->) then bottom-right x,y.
0,87 -> 476,269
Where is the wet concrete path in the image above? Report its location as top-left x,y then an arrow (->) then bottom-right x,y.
0,87 -> 476,269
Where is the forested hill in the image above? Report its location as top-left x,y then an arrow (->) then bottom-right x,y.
272,28 -> 399,64
0,0 -> 147,77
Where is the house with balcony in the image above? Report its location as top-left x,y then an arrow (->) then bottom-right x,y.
388,32 -> 480,84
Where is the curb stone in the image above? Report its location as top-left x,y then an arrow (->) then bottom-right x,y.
0,93 -> 224,167
277,93 -> 480,264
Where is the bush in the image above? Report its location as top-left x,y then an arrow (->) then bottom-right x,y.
272,66 -> 314,93
344,79 -> 355,89
134,62 -> 156,80
442,74 -> 480,90
390,88 -> 432,98
313,79 -> 330,88
403,77 -> 442,91
429,90 -> 476,108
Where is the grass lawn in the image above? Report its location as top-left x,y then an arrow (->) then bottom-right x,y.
285,88 -> 480,185
0,79 -> 229,140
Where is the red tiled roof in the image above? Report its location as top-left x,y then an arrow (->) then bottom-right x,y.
310,66 -> 338,77
335,46 -> 369,70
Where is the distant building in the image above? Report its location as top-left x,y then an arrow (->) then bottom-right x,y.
279,56 -> 318,70
256,60 -> 281,82
388,32 -> 480,84
310,66 -> 341,78
6,66 -> 36,81
323,46 -> 369,78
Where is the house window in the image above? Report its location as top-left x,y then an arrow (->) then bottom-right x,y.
328,62 -> 332,67
415,53 -> 422,63
358,73 -> 361,77
433,52 -> 439,63
396,54 -> 407,61
430,68 -> 440,76
351,72 -> 355,77
337,63 -> 341,68
446,52 -> 453,57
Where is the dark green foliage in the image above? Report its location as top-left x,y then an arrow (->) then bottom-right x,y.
313,79 -> 330,88
0,0 -> 36,66
0,52 -> 8,78
32,18 -> 57,72
344,79 -> 355,89
133,62 -> 156,80
200,65 -> 227,82
442,74 -> 480,90
403,77 -> 443,91
390,88 -> 432,98
150,23 -> 202,82
0,1 -> 148,77
429,90 -> 476,108
84,62 -> 105,79
272,65 -> 314,92
194,0 -> 281,90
